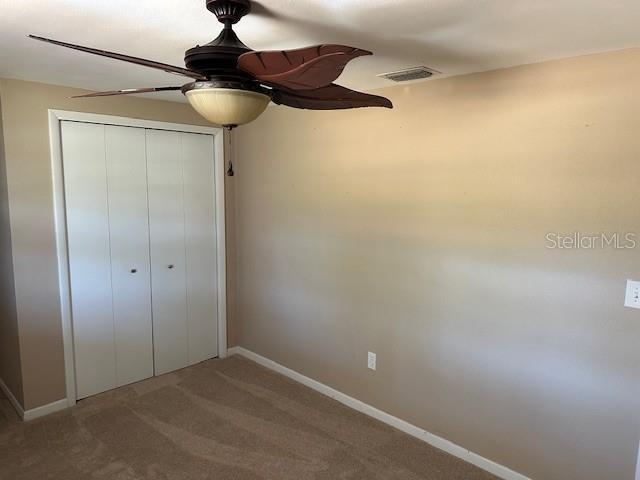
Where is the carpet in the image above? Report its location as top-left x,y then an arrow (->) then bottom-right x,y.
0,355 -> 498,479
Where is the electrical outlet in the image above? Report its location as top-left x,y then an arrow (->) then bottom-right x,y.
624,280 -> 640,309
368,352 -> 377,370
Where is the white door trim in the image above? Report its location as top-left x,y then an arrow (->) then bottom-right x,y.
49,110 -> 227,408
635,440 -> 639,480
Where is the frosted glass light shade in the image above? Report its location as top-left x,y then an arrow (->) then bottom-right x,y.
186,88 -> 270,127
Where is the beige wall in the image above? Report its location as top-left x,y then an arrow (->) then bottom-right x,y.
0,87 -> 23,405
0,78 -> 236,409
225,150 -> 239,348
233,49 -> 640,480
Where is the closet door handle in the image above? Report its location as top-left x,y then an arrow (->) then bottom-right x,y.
130,268 -> 138,274
167,264 -> 175,269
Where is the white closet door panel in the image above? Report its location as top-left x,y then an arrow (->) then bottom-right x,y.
61,121 -> 116,399
105,125 -> 154,386
181,132 -> 219,364
146,129 -> 189,375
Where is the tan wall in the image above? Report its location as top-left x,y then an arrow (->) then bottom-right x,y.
233,49 -> 640,480
0,78 -> 236,409
0,86 -> 23,406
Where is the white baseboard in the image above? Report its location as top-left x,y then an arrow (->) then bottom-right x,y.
0,376 -> 68,422
0,376 -> 25,419
23,398 -> 69,421
228,346 -> 531,480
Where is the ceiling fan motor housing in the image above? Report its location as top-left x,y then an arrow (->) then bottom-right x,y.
184,29 -> 252,78
185,0 -> 255,80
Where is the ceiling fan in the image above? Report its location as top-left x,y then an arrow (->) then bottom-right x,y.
29,0 -> 393,129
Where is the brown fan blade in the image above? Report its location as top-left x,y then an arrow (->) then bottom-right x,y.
71,87 -> 183,98
272,84 -> 393,110
238,45 -> 371,90
29,35 -> 206,80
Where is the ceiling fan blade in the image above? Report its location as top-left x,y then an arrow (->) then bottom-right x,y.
272,84 -> 393,110
248,1 -> 279,18
71,87 -> 183,98
28,35 -> 206,80
238,45 -> 371,90
247,53 -> 367,91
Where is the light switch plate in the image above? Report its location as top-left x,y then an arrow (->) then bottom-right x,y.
368,352 -> 377,370
624,280 -> 640,309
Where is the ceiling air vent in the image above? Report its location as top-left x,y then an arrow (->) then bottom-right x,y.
378,66 -> 439,83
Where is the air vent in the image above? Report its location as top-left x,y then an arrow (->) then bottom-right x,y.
378,66 -> 439,83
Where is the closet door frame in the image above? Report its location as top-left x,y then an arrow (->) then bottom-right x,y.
49,110 -> 227,408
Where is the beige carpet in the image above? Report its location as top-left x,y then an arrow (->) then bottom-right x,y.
0,355 -> 498,479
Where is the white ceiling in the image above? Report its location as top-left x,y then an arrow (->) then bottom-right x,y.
1,0 -> 639,102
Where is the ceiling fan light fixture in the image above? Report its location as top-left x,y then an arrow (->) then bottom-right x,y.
183,82 -> 271,128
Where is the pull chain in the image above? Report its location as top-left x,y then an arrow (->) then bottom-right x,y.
226,125 -> 235,176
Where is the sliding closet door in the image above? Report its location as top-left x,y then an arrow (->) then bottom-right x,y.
62,121 -> 153,399
146,130 -> 219,374
146,130 -> 189,375
182,132 -> 218,364
104,125 -> 154,387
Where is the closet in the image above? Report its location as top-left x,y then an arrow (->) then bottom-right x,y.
61,121 -> 219,400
